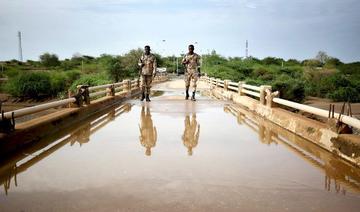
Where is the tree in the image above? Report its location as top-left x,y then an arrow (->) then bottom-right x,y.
39,53 -> 60,67
121,48 -> 143,77
302,59 -> 322,67
315,51 -> 329,64
107,57 -> 124,82
286,59 -> 301,66
324,57 -> 343,68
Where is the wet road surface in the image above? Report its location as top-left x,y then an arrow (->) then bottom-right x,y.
0,82 -> 360,212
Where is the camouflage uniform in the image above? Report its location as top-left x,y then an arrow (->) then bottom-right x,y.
182,114 -> 200,156
139,106 -> 157,156
138,54 -> 157,95
182,53 -> 201,92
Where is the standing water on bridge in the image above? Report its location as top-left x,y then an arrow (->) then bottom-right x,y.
1,81 -> 360,211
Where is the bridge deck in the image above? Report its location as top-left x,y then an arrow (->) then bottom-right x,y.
0,80 -> 359,211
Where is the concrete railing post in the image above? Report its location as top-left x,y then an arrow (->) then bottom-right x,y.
238,81 -> 244,95
74,85 -> 85,107
68,89 -> 73,108
216,78 -> 220,87
260,85 -> 271,105
265,89 -> 279,108
123,79 -> 131,94
136,78 -> 140,88
106,84 -> 115,97
224,80 -> 230,91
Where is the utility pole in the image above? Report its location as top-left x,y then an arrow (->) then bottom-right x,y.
245,40 -> 248,58
18,31 -> 23,62
173,57 -> 176,74
176,57 -> 179,75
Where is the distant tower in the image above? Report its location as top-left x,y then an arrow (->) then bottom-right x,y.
18,31 -> 23,62
245,40 -> 248,58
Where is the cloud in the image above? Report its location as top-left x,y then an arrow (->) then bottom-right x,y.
0,0 -> 359,62
245,3 -> 257,9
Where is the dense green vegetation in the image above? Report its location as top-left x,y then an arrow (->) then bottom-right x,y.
202,51 -> 360,103
0,50 -> 359,103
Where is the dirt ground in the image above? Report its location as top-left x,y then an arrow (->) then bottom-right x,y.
0,93 -> 57,112
304,96 -> 360,118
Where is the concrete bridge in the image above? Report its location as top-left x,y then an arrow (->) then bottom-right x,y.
0,75 -> 360,211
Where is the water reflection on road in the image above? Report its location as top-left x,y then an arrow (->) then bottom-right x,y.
182,113 -> 200,156
0,91 -> 360,212
139,105 -> 157,156
224,104 -> 360,195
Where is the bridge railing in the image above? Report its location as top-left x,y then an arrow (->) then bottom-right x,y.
0,74 -> 168,125
201,76 -> 360,130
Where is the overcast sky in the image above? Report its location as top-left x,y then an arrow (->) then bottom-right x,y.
0,0 -> 359,62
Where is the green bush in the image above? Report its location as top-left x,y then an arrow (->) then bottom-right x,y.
302,59 -> 322,67
278,66 -> 303,78
4,67 -> 21,78
205,65 -> 245,82
39,53 -> 60,67
81,63 -> 100,74
5,72 -> 52,99
252,67 -> 274,81
50,72 -> 67,94
338,62 -> 360,75
64,70 -> 81,82
245,78 -> 264,86
262,57 -> 283,65
327,87 -> 360,102
106,57 -> 124,82
69,74 -> 111,91
60,59 -> 78,71
272,78 -> 305,102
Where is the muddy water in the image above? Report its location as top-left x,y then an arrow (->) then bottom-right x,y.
0,89 -> 360,212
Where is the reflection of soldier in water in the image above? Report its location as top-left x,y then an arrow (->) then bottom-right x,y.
182,114 -> 200,156
139,106 -> 157,156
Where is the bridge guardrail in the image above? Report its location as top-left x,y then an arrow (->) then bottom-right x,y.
0,73 -> 168,128
201,76 -> 360,130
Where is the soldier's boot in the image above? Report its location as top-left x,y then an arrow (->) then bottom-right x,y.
140,92 -> 145,101
191,92 -> 196,101
146,94 -> 151,102
185,88 -> 190,100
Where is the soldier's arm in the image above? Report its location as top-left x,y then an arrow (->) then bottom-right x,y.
195,124 -> 200,142
138,57 -> 144,68
138,58 -> 143,76
182,55 -> 188,65
153,56 -> 157,77
197,55 -> 201,75
153,56 -> 157,71
154,127 -> 157,142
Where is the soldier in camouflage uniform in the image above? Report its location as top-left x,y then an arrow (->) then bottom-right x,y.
182,114 -> 200,156
182,44 -> 201,101
139,105 -> 157,156
138,45 -> 157,102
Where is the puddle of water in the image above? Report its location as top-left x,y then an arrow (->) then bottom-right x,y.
0,90 -> 360,212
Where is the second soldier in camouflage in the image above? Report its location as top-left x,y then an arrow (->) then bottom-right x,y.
182,44 -> 201,101
138,45 -> 157,102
